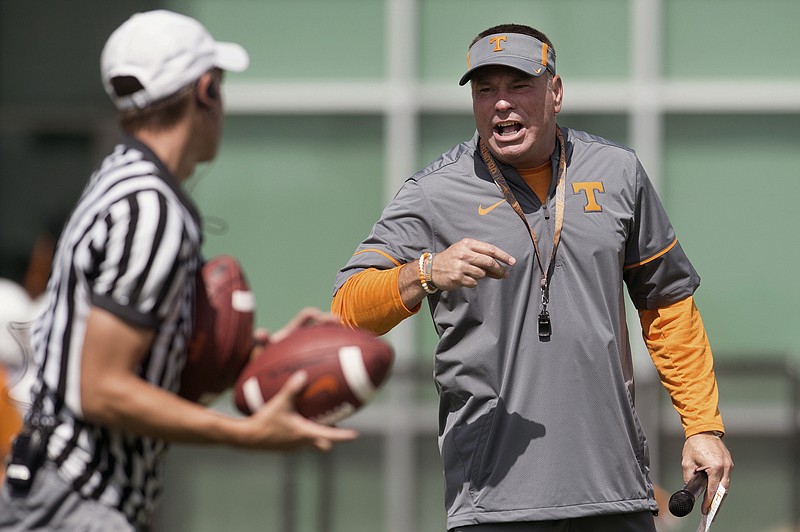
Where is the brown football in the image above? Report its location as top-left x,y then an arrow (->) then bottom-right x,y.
233,323 -> 393,425
180,255 -> 255,404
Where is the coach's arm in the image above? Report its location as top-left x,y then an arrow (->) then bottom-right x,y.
639,296 -> 734,513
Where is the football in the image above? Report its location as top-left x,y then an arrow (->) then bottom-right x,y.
233,323 -> 394,425
180,255 -> 256,404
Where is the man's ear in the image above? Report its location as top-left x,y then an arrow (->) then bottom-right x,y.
195,73 -> 217,109
551,74 -> 563,114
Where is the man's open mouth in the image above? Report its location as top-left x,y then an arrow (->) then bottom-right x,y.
494,121 -> 523,137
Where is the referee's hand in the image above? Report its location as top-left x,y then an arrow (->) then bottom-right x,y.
242,370 -> 358,452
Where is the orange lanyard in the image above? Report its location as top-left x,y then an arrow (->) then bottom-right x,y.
478,127 -> 567,340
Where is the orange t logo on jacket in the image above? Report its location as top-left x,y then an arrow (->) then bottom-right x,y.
572,182 -> 605,212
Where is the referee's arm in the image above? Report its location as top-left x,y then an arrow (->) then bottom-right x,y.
79,306 -> 356,451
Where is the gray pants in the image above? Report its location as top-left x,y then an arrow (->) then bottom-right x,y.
0,463 -> 135,531
451,511 -> 657,532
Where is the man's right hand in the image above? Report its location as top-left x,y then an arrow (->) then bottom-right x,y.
430,238 -> 515,290
399,238 -> 515,308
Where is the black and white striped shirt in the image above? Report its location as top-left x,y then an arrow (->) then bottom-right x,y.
30,136 -> 202,529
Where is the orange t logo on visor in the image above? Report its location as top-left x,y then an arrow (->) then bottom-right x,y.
489,35 -> 507,52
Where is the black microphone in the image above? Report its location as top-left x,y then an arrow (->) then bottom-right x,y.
668,470 -> 708,517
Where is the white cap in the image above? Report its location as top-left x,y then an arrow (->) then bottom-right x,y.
101,10 -> 249,111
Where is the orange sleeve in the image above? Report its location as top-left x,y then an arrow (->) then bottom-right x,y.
331,267 -> 421,336
639,296 -> 725,438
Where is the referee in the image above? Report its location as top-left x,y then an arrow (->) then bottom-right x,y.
0,10 -> 355,531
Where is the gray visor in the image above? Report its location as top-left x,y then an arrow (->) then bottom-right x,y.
459,33 -> 555,86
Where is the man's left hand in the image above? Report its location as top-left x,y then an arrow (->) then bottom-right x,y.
681,432 -> 734,513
